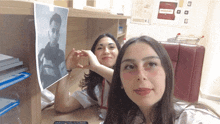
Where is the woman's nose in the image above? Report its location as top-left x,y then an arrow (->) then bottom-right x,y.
104,48 -> 110,54
137,67 -> 147,81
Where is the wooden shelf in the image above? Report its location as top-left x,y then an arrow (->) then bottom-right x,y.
0,1 -> 130,19
0,1 -> 129,123
117,33 -> 126,38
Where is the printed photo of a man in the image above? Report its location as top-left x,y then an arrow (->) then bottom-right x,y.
35,2 -> 69,91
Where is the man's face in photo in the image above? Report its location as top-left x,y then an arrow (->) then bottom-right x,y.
48,20 -> 61,47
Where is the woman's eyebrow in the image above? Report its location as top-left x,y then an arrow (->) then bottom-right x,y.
108,43 -> 114,45
142,56 -> 159,61
121,59 -> 135,64
121,56 -> 159,64
97,43 -> 115,46
97,44 -> 103,46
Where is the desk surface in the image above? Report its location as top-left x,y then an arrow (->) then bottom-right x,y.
41,105 -> 103,124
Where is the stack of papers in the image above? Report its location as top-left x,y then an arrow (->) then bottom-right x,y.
0,97 -> 20,117
0,72 -> 31,90
0,54 -> 28,81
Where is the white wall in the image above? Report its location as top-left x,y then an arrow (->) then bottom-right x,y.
199,0 -> 220,99
126,0 -> 220,100
95,0 -> 111,9
126,0 -> 210,41
110,0 -> 132,15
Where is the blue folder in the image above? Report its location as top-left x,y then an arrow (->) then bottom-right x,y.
0,98 -> 20,117
0,72 -> 31,91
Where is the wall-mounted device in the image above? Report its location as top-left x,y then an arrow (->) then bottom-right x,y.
151,0 -> 191,26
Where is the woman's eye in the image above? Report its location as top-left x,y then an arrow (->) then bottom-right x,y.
149,62 -> 157,66
124,64 -> 135,70
97,47 -> 102,50
109,46 -> 115,49
147,62 -> 157,68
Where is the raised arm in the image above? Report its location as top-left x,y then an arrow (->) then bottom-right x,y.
54,49 -> 114,113
54,48 -> 83,113
80,50 -> 114,83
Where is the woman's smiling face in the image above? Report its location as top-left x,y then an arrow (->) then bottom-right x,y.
120,42 -> 166,109
94,37 -> 119,68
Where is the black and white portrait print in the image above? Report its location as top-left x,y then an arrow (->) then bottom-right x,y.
34,2 -> 69,91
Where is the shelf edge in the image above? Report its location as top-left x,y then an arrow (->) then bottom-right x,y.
0,1 -> 130,19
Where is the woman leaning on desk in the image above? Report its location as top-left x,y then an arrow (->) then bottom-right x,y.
103,36 -> 220,124
54,33 -> 120,119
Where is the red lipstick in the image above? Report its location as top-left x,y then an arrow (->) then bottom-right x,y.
134,88 -> 151,96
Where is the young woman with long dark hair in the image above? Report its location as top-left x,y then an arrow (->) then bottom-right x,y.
55,33 -> 120,119
104,36 -> 220,124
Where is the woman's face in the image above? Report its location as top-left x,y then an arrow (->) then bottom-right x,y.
94,37 -> 119,68
120,42 -> 166,109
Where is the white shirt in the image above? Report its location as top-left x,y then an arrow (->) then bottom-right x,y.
131,101 -> 220,124
72,79 -> 110,119
99,100 -> 220,124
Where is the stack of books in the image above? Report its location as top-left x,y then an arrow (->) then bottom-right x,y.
0,54 -> 30,90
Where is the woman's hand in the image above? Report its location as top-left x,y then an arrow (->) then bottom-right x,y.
80,50 -> 101,71
65,49 -> 113,83
65,48 -> 83,70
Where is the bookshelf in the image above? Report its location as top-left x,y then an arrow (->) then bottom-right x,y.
0,1 -> 129,123
0,72 -> 30,124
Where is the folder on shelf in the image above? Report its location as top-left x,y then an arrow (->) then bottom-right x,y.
0,61 -> 23,72
0,66 -> 28,81
0,98 -> 20,117
0,54 -> 20,67
0,72 -> 31,90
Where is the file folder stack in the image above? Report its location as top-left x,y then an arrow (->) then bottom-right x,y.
0,54 -> 30,90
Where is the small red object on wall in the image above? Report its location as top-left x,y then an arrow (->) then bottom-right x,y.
157,2 -> 177,20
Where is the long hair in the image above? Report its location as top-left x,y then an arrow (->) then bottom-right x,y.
80,33 -> 120,101
104,36 -> 175,124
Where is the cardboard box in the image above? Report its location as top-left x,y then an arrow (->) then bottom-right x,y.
54,0 -> 73,8
87,0 -> 96,7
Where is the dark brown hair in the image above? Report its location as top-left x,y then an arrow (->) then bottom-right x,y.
104,36 -> 175,124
